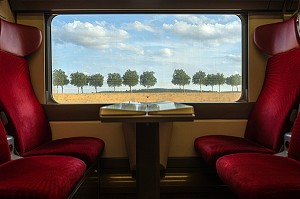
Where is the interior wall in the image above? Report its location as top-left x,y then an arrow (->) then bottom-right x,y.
14,12 -> 284,158
16,13 -> 46,103
0,0 -> 15,22
49,120 -> 247,157
248,13 -> 282,102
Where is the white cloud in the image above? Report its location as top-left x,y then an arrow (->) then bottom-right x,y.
227,54 -> 241,61
162,17 -> 241,46
117,43 -> 145,55
53,21 -> 129,49
160,48 -> 173,57
123,21 -> 154,32
175,15 -> 215,25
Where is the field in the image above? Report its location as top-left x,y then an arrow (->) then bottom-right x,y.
52,92 -> 241,103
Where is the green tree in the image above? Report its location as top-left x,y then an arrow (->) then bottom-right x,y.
140,71 -> 157,89
192,70 -> 206,92
52,69 -> 69,94
226,74 -> 242,91
88,73 -> 104,93
215,73 -> 225,92
204,74 -> 218,92
122,69 -> 139,92
107,73 -> 122,92
171,69 -> 190,92
70,72 -> 88,94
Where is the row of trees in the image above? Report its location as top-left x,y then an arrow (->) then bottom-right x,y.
53,69 -> 241,93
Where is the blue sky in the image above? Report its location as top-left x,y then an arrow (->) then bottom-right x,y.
51,14 -> 242,92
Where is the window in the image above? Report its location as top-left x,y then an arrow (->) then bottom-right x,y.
50,13 -> 243,103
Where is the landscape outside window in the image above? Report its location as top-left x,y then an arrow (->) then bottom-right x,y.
51,14 -> 242,103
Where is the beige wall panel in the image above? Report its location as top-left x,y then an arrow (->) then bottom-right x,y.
248,14 -> 282,102
50,120 -> 246,158
0,0 -> 15,22
16,13 -> 46,103
50,121 -> 127,157
169,120 -> 247,157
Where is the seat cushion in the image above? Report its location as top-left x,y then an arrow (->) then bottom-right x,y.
194,135 -> 275,166
0,155 -> 86,199
216,153 -> 300,199
23,137 -> 105,166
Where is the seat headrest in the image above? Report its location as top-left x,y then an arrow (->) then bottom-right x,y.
254,14 -> 300,56
0,19 -> 42,57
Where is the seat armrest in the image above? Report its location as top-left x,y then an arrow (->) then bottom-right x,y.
6,135 -> 22,160
275,132 -> 292,157
284,132 -> 292,151
6,135 -> 14,153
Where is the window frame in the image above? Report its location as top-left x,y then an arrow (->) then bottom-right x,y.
45,11 -> 249,120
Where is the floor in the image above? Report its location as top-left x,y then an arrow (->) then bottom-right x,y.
73,167 -> 238,199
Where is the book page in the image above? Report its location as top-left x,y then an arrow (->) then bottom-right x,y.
146,101 -> 194,115
100,101 -> 194,116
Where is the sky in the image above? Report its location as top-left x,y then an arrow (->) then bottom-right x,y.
51,14 -> 242,93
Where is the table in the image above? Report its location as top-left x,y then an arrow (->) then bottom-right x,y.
100,114 -> 194,199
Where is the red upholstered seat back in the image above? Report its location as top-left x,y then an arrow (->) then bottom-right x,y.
0,122 -> 11,164
244,15 -> 300,151
254,15 -> 300,56
0,19 -> 42,57
0,19 -> 52,155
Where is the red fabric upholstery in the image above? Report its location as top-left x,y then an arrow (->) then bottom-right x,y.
244,48 -> 300,150
0,19 -> 105,166
216,113 -> 300,199
194,135 -> 275,165
0,120 -> 86,199
0,49 -> 104,167
195,48 -> 300,166
0,50 -> 53,154
24,137 -> 104,166
0,155 -> 86,199
216,153 -> 300,199
0,19 -> 42,57
194,16 -> 300,166
0,121 -> 11,164
254,14 -> 300,55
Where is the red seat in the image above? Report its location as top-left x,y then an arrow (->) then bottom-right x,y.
0,19 -> 105,167
0,121 -> 86,199
194,15 -> 300,166
216,111 -> 300,199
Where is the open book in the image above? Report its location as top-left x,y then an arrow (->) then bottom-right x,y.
100,101 -> 194,116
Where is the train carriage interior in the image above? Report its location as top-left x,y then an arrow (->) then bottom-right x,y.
1,0 -> 300,198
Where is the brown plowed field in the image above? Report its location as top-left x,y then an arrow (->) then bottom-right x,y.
53,92 -> 241,103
